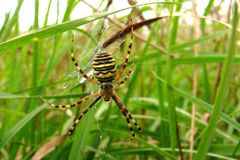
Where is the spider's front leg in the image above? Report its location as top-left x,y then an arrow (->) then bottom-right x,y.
71,34 -> 97,84
116,25 -> 134,81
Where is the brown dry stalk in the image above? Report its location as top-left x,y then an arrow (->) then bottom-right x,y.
189,0 -> 200,160
31,133 -> 68,160
81,0 -> 167,53
102,17 -> 167,48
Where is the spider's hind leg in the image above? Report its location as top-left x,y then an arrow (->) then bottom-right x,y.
123,111 -> 135,139
112,92 -> 142,139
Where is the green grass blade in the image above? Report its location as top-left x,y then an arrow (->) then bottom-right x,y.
43,0 -> 52,27
0,2 -> 178,52
0,104 -> 47,148
69,102 -> 101,159
139,52 -> 240,65
200,0 -> 215,104
32,0 -> 39,93
136,137 -> 177,160
194,3 -> 238,160
109,147 -> 238,160
170,29 -> 228,51
0,0 -> 24,42
153,74 -> 240,132
155,5 -> 169,147
165,0 -> 182,153
0,13 -> 10,37
74,28 -> 98,46
200,0 -> 215,32
168,0 -> 183,45
62,0 -> 77,22
169,55 -> 240,64
103,128 -> 177,159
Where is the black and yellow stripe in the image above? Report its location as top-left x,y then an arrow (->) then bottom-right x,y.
71,53 -> 97,83
68,96 -> 102,135
40,91 -> 100,109
92,52 -> 116,82
112,92 -> 142,138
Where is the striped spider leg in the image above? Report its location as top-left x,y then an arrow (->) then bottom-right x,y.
68,95 -> 102,135
112,91 -> 142,139
116,61 -> 134,87
115,22 -> 134,81
71,34 -> 98,84
112,22 -> 141,138
41,91 -> 100,109
41,91 -> 101,135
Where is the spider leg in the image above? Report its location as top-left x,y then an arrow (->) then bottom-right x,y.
116,22 -> 133,81
71,34 -> 97,84
68,96 -> 102,135
116,62 -> 134,87
40,91 -> 100,109
112,92 -> 142,138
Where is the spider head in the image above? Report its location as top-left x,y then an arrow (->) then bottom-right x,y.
100,82 -> 113,101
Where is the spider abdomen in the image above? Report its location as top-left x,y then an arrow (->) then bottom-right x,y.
92,52 -> 116,82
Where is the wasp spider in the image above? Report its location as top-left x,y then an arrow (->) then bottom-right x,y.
43,26 -> 142,138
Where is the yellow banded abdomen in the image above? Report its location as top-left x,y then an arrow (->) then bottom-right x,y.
92,52 -> 116,82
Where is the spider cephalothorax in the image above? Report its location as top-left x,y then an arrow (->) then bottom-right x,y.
43,27 -> 142,138
99,82 -> 113,101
